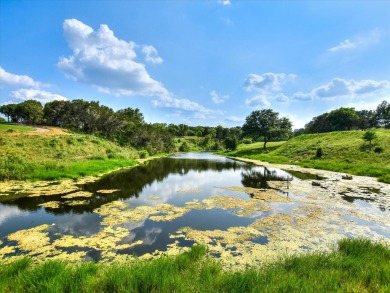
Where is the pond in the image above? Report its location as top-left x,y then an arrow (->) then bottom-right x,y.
0,153 -> 389,267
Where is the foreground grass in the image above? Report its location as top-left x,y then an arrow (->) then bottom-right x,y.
221,130 -> 390,183
0,122 -> 35,132
0,238 -> 389,292
0,132 -> 138,180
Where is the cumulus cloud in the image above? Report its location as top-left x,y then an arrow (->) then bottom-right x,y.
142,45 -> 163,64
210,90 -> 228,104
152,96 -> 212,114
275,93 -> 289,102
58,18 -> 168,97
292,78 -> 390,101
245,95 -> 271,108
328,39 -> 356,52
0,67 -> 40,88
244,73 -> 296,93
10,89 -> 67,104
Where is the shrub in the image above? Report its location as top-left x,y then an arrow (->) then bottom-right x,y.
138,150 -> 149,159
363,130 -> 377,145
6,128 -> 15,133
225,137 -> 238,150
242,138 -> 253,144
179,141 -> 191,152
374,146 -> 384,154
316,147 -> 324,158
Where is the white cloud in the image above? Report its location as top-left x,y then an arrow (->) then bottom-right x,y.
58,18 -> 168,97
142,45 -> 163,64
244,73 -> 296,93
275,93 -> 289,102
10,89 -> 67,104
328,39 -> 356,52
0,67 -> 40,88
210,90 -> 228,104
292,78 -> 390,101
245,95 -> 271,108
152,96 -> 211,114
218,0 -> 231,6
328,29 -> 382,53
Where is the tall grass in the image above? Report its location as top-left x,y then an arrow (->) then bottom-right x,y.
0,239 -> 389,292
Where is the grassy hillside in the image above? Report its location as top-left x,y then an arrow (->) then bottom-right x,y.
0,238 -> 389,292
0,122 -> 35,132
0,132 -> 138,181
221,129 -> 390,183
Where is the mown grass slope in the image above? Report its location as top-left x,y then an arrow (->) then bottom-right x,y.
221,129 -> 390,183
0,238 -> 389,292
0,131 -> 138,180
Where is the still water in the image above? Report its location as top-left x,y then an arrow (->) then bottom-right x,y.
0,153 -> 295,260
0,153 -> 390,266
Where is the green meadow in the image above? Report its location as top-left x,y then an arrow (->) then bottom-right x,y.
0,122 -> 35,132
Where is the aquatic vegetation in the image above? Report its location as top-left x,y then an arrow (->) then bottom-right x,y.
96,189 -> 120,194
62,191 -> 94,198
38,201 -> 61,209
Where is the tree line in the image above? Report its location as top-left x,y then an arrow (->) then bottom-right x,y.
0,99 -> 245,152
295,100 -> 390,135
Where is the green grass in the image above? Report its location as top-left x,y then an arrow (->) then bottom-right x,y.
0,122 -> 35,132
0,238 -> 389,292
0,132 -> 138,180
221,130 -> 390,183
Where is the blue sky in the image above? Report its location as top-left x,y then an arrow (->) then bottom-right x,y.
1,0 -> 389,128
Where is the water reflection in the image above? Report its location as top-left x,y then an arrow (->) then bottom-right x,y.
241,168 -> 293,189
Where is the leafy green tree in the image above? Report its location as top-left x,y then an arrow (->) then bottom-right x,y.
43,100 -> 69,126
327,107 -> 359,131
16,100 -> 43,124
0,104 -> 18,122
363,130 -> 377,145
242,109 -> 292,149
225,136 -> 238,150
375,100 -> 390,129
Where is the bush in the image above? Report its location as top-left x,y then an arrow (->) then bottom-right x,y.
374,146 -> 384,154
242,138 -> 253,144
138,150 -> 149,159
179,141 -> 191,152
316,147 -> 324,158
225,137 -> 238,150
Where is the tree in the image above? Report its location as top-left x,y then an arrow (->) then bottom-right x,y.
225,136 -> 238,150
363,130 -> 377,145
242,109 -> 292,150
0,104 -> 18,122
326,107 -> 359,131
375,100 -> 390,129
15,100 -> 43,124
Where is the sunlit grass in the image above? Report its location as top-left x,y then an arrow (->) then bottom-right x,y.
0,122 -> 35,132
0,132 -> 138,180
0,239 -> 388,292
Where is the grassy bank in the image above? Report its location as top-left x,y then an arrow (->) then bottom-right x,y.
221,130 -> 390,183
0,238 -> 389,292
0,132 -> 138,181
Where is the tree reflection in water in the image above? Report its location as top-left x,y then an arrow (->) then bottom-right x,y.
241,168 -> 293,189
